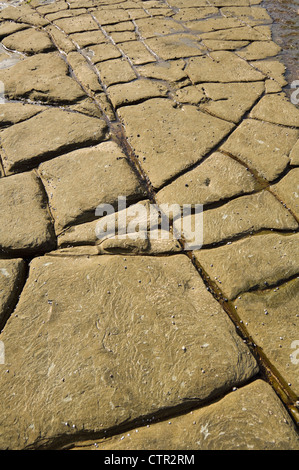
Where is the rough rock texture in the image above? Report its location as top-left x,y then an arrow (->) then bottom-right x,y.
2,28 -> 55,55
270,169 -> 299,220
202,190 -> 298,245
0,52 -> 86,104
73,380 -> 299,450
0,171 -> 56,255
118,98 -> 234,189
1,109 -> 107,174
221,119 -> 299,181
0,0 -> 298,451
186,51 -> 265,83
0,258 -> 26,327
0,255 -> 258,450
156,152 -> 261,207
194,232 -> 299,300
38,142 -> 147,233
234,279 -> 299,397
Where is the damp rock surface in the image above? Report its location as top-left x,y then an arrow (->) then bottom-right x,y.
0,0 -> 298,451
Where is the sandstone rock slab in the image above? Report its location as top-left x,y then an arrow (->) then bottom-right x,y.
0,103 -> 44,128
54,14 -> 99,34
118,98 -> 234,189
270,169 -> 299,220
108,79 -> 168,108
234,279 -> 299,397
238,41 -> 281,60
2,28 -> 54,55
118,40 -> 156,65
135,17 -> 185,38
290,140 -> 299,166
199,81 -> 264,123
0,171 -> 56,255
0,258 -> 26,328
69,30 -> 107,48
96,58 -> 137,86
0,52 -> 85,104
156,152 -> 260,207
250,93 -> 299,127
136,59 -> 188,83
1,108 -> 107,175
38,141 -> 147,232
186,51 -> 265,83
200,25 -> 271,41
221,119 -> 299,181
84,43 -> 122,63
145,35 -> 205,61
202,190 -> 298,245
194,232 -> 299,299
0,21 -> 29,39
0,254 -> 258,449
220,6 -> 273,25
74,380 -> 299,450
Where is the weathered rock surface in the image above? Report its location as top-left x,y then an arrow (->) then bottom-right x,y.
234,279 -> 299,397
0,258 -> 26,328
73,380 -> 299,450
202,190 -> 298,245
290,140 -> 299,166
0,0 -> 298,450
186,51 -> 265,83
1,108 -> 107,174
194,232 -> 299,299
2,28 -> 55,55
0,254 -> 258,449
96,58 -> 137,86
156,151 -> 260,207
53,14 -> 98,34
0,52 -> 85,104
221,119 -> 299,181
118,98 -> 234,189
250,93 -> 299,127
38,141 -> 146,233
146,34 -> 205,61
238,41 -> 281,60
0,21 -> 29,39
199,81 -> 265,123
0,171 -> 56,255
0,103 -> 44,128
108,79 -> 168,109
270,169 -> 299,220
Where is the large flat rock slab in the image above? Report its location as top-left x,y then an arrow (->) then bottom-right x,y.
270,169 -> 299,220
156,152 -> 260,207
0,52 -> 85,104
1,28 -> 55,55
0,254 -> 258,449
74,380 -> 299,450
194,232 -> 299,300
0,171 -> 56,255
185,51 -> 265,83
250,93 -> 299,127
118,98 -> 234,189
202,190 -> 298,246
1,108 -> 107,174
234,278 -> 299,397
38,141 -> 147,233
199,82 -> 265,123
221,119 -> 299,181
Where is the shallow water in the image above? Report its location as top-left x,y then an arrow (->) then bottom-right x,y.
263,0 -> 299,98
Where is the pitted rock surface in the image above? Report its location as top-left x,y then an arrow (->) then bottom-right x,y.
0,0 -> 298,450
